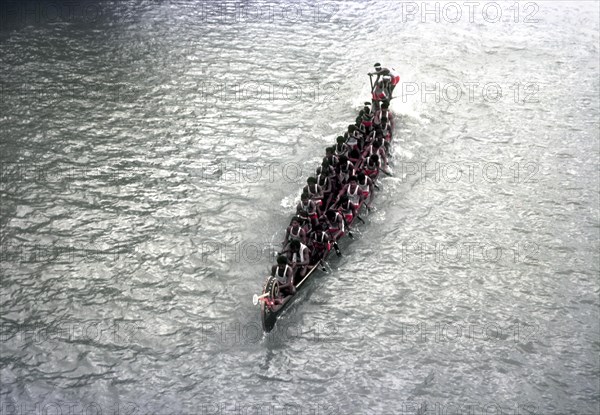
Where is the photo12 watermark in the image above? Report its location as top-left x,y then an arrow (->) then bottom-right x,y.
195,160 -> 309,185
397,400 -> 539,415
0,80 -> 340,108
388,240 -> 540,266
0,320 -> 142,346
0,162 -> 133,194
399,2 -> 540,24
0,400 -> 138,415
0,81 -> 146,108
0,241 -> 129,264
199,80 -> 340,105
0,1 -> 340,29
397,161 -> 540,185
198,2 -> 340,24
199,240 -> 281,265
398,81 -> 540,105
0,1 -> 109,27
395,320 -> 540,345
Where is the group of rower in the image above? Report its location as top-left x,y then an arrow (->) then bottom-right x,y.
270,63 -> 398,298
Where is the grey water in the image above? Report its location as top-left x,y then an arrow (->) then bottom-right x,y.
1,1 -> 599,414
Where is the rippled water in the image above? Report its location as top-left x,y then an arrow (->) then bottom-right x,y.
1,1 -> 599,414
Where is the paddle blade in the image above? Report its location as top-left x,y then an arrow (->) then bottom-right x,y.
252,294 -> 259,305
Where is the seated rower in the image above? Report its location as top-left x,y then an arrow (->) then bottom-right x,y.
345,125 -> 363,151
323,208 -> 345,242
363,129 -> 376,149
316,162 -> 335,211
357,171 -> 375,209
282,216 -> 307,249
336,194 -> 358,225
363,154 -> 381,181
374,101 -> 394,131
324,147 -> 339,168
336,155 -> 356,186
371,80 -> 389,110
303,177 -> 324,208
380,116 -> 392,143
361,106 -> 374,133
285,239 -> 311,280
363,136 -> 388,168
296,192 -> 319,230
355,109 -> 364,127
347,147 -> 364,171
334,136 -> 349,158
310,222 -> 331,263
271,255 -> 296,297
336,175 -> 364,211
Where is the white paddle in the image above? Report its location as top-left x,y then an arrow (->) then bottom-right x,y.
252,293 -> 269,305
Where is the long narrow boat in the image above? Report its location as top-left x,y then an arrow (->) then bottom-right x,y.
259,204 -> 362,332
255,75 -> 395,333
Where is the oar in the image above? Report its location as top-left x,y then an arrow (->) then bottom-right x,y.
356,215 -> 366,224
341,216 -> 354,239
369,74 -> 374,93
252,293 -> 269,305
333,242 -> 342,257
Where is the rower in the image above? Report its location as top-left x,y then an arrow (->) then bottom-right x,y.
355,109 -> 364,127
369,62 -> 401,95
363,129 -> 376,148
361,106 -> 374,133
316,162 -> 334,194
363,135 -> 388,168
324,208 -> 345,242
348,147 -> 363,171
345,125 -> 363,151
282,216 -> 307,249
316,162 -> 334,211
374,101 -> 394,131
271,255 -> 296,297
296,192 -> 319,230
381,116 -> 392,143
336,175 -> 364,211
337,194 -> 358,225
310,222 -> 331,263
286,239 -> 311,279
371,80 -> 389,110
363,154 -> 381,181
357,171 -> 375,209
324,147 -> 339,167
334,136 -> 349,157
303,177 -> 324,208
336,155 -> 356,186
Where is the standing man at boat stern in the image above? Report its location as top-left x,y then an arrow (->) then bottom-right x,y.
369,63 -> 400,95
